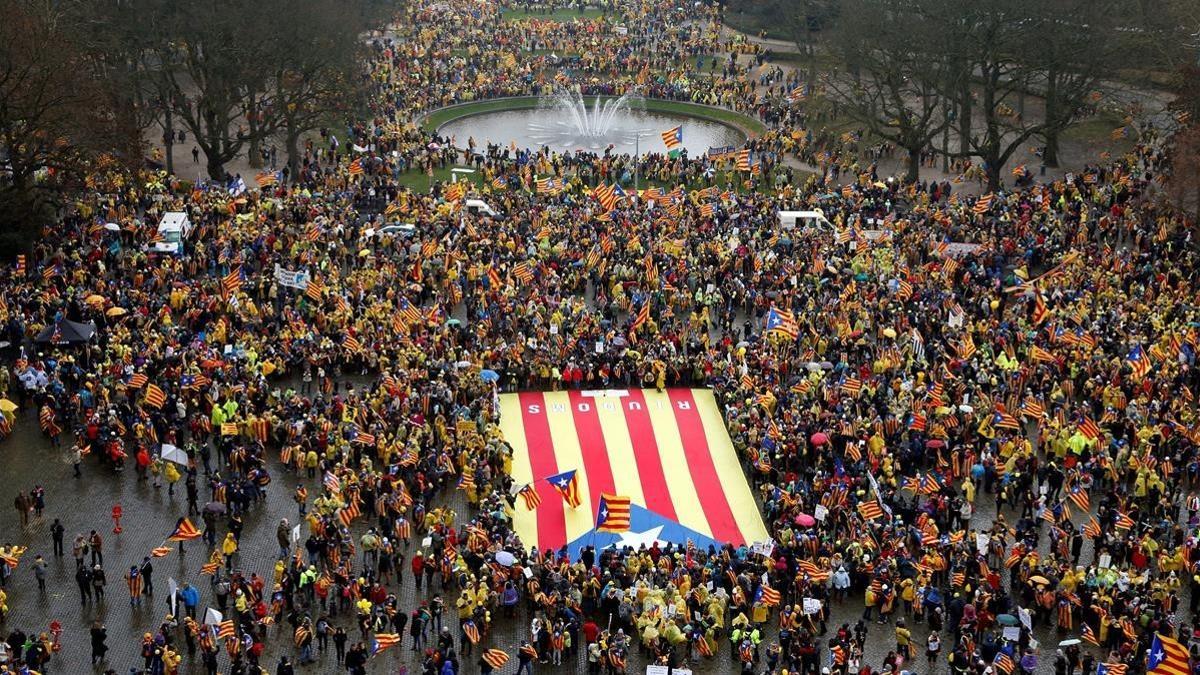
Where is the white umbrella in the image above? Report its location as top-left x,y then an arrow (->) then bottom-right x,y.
495,551 -> 516,566
160,443 -> 189,466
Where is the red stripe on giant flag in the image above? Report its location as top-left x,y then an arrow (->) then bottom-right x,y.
518,392 -> 565,552
567,390 -> 618,518
670,389 -> 741,543
620,389 -> 678,521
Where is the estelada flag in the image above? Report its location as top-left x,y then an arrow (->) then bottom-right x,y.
167,517 -> 202,541
482,649 -> 509,669
500,389 -> 767,553
370,633 -> 401,656
221,267 -> 242,296
660,125 -> 683,150
143,384 -> 167,409
1148,632 -> 1189,675
596,494 -> 631,533
546,469 -> 582,508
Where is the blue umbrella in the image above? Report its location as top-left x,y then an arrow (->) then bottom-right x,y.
480,369 -> 500,383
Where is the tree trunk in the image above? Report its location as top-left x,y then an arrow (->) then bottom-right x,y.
163,108 -> 174,175
1043,72 -> 1061,168
942,100 -> 953,172
906,146 -> 921,183
207,157 -> 225,181
1043,126 -> 1060,168
986,164 -> 1001,193
958,81 -> 972,157
286,120 -> 301,182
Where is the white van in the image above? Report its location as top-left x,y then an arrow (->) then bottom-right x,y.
149,211 -> 193,255
465,199 -> 503,219
778,210 -> 832,231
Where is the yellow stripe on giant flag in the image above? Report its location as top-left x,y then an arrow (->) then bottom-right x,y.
498,394 -> 538,549
693,389 -> 770,544
540,391 -> 596,547
593,393 -> 646,508
500,388 -> 766,552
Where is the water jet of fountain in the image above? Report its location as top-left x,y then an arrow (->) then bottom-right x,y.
540,85 -> 643,138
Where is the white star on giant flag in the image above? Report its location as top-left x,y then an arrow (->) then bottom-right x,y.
607,526 -> 668,550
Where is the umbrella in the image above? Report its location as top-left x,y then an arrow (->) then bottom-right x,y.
810,432 -> 829,446
203,501 -> 227,514
495,551 -> 516,566
85,294 -> 106,306
925,440 -> 946,449
795,513 -> 816,527
882,328 -> 896,338
997,614 -> 1019,626
819,361 -> 834,370
0,399 -> 16,413
1058,639 -> 1080,647
446,318 -> 462,326
804,362 -> 822,372
103,222 -> 121,232
105,307 -> 128,317
1029,575 -> 1050,586
160,444 -> 189,466
480,369 -> 500,383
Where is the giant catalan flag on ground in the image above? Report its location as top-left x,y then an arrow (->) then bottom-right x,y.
500,388 -> 768,556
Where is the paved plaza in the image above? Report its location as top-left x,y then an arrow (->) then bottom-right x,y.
0,392 -> 1123,675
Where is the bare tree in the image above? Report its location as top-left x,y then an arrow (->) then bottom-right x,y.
0,0 -> 140,252
1026,0 -> 1125,167
824,0 -> 953,181
265,0 -> 372,179
1165,124 -> 1200,222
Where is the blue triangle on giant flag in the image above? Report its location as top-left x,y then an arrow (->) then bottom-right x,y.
565,503 -> 719,559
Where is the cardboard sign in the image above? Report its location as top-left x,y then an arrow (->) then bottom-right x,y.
802,598 -> 822,615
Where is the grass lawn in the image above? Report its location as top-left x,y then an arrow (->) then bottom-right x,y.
394,165 -> 485,192
422,96 -> 768,137
392,162 -> 810,197
723,13 -> 793,42
1060,114 -> 1137,156
500,7 -> 605,21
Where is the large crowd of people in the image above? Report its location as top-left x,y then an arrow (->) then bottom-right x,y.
0,0 -> 1197,674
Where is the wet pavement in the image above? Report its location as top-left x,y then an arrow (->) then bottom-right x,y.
0,395 -> 1149,675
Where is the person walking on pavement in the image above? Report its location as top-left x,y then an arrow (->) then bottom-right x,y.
32,555 -> 47,592
30,485 -> 45,518
72,442 -> 83,478
333,626 -> 348,664
276,519 -> 291,559
14,491 -> 31,527
91,564 -> 106,602
141,556 -> 154,596
126,566 -> 143,607
72,533 -> 87,568
50,519 -> 64,556
88,530 -> 103,566
90,620 -> 108,664
76,564 -> 93,605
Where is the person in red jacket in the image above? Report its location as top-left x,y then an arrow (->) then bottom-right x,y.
411,551 -> 425,590
582,619 -> 599,645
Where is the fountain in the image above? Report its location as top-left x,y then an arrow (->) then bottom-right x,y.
541,86 -> 643,137
435,82 -> 746,155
